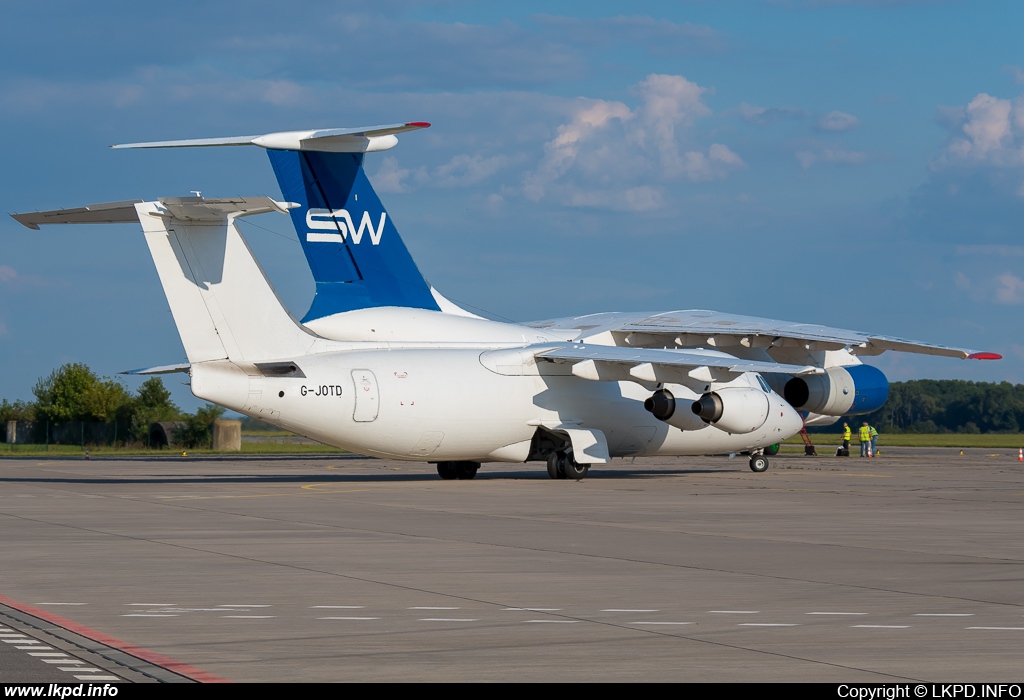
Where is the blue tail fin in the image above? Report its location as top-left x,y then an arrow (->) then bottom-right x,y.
267,150 -> 440,322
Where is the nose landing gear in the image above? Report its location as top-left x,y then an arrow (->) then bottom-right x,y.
749,454 -> 769,473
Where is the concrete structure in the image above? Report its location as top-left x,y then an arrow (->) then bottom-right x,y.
212,419 -> 242,451
148,421 -> 185,449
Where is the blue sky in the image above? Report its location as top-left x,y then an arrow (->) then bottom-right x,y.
2,0 -> 1022,412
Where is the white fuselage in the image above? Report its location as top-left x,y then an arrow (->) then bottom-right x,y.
190,309 -> 804,463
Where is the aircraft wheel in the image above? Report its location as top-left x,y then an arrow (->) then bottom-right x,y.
455,461 -> 479,480
563,457 -> 589,481
436,462 -> 458,480
749,455 -> 769,473
546,452 -> 567,480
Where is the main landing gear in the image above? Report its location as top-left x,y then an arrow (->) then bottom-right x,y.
546,451 -> 589,481
436,461 -> 480,480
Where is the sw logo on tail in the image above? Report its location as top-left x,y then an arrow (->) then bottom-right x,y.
306,208 -> 387,245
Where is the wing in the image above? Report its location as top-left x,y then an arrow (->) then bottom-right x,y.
534,343 -> 821,385
525,310 -> 1000,365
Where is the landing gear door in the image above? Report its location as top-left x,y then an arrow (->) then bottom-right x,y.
351,369 -> 379,422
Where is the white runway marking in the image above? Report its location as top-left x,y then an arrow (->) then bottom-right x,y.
739,623 -> 799,627
853,625 -> 910,629
75,676 -> 119,682
122,614 -> 177,617
419,618 -> 478,622
967,626 -> 1024,630
631,621 -> 693,626
807,612 -> 867,615
221,615 -> 275,619
126,603 -> 176,606
29,652 -> 70,657
710,610 -> 759,614
522,620 -> 577,624
312,605 -> 365,609
59,667 -> 98,672
219,604 -> 272,608
409,606 -> 460,610
503,608 -> 562,611
915,613 -> 974,617
42,659 -> 78,664
16,646 -> 50,650
318,617 -> 379,620
603,609 -> 659,612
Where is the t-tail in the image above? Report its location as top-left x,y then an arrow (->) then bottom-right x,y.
111,123 -> 464,322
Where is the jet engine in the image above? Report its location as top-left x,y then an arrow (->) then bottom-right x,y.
691,388 -> 771,434
643,389 -> 707,431
780,364 -> 888,416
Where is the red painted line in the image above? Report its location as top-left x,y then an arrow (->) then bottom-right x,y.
0,593 -> 230,683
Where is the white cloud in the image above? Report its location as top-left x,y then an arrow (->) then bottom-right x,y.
372,153 -> 510,193
521,74 -> 744,211
373,156 -> 412,194
952,270 -> 1024,304
817,110 -> 859,132
533,15 -> 726,54
0,265 -> 16,283
1003,65 -> 1024,85
955,244 -> 1024,257
938,92 -> 1024,168
994,273 -> 1024,304
735,103 -> 807,124
433,154 -> 509,188
796,148 -> 868,169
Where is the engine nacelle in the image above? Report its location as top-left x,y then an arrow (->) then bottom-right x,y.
643,389 -> 707,431
692,388 -> 770,434
781,365 -> 888,416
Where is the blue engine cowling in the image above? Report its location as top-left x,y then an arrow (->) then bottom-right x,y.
770,364 -> 888,416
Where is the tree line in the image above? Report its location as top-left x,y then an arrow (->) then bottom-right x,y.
0,363 -> 223,447
806,379 -> 1024,434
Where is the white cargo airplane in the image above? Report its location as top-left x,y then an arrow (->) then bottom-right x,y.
13,123 -> 1000,480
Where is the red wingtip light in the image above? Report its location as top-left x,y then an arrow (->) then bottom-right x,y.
967,352 -> 1002,360
407,122 -> 431,128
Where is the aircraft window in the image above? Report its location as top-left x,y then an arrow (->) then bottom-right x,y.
756,375 -> 771,393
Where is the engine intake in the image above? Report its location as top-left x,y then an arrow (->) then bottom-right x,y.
643,389 -> 707,431
782,365 -> 888,416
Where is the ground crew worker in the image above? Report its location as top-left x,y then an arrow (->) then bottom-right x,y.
869,424 -> 879,455
859,422 -> 871,457
842,422 -> 851,455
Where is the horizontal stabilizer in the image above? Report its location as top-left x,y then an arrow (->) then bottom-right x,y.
12,197 -> 297,229
121,363 -> 191,376
11,200 -> 143,229
112,122 -> 430,154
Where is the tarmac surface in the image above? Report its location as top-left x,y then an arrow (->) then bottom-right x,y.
0,446 -> 1022,682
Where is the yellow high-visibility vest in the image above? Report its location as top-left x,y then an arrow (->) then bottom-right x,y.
858,426 -> 871,442
843,426 -> 851,440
